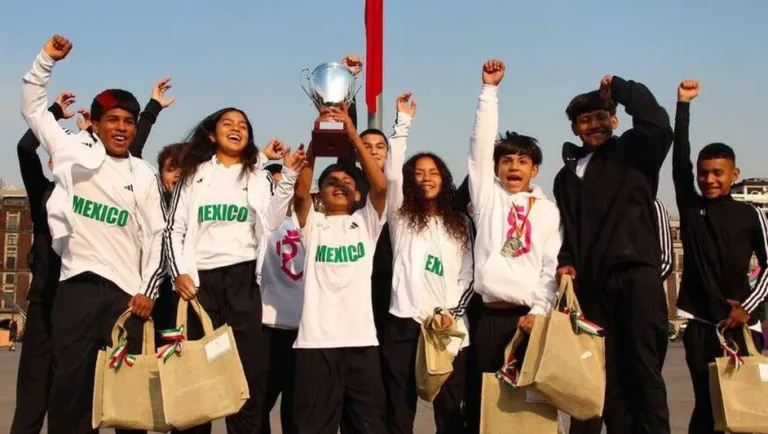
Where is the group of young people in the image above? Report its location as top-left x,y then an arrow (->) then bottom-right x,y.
8,33 -> 767,434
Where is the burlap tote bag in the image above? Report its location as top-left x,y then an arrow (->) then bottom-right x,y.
499,275 -> 606,420
479,326 -> 558,434
415,308 -> 466,402
157,299 -> 249,430
709,324 -> 768,433
92,310 -> 171,431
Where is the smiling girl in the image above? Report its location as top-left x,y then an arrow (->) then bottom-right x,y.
381,93 -> 474,434
164,107 -> 300,433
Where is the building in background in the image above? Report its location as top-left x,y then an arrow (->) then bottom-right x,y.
731,178 -> 768,215
0,187 -> 32,323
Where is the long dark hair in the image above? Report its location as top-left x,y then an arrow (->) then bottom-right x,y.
398,153 -> 470,251
177,108 -> 259,181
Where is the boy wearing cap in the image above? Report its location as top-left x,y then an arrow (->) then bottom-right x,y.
21,34 -> 165,433
556,75 -> 673,434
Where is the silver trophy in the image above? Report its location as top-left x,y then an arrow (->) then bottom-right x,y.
301,62 -> 362,157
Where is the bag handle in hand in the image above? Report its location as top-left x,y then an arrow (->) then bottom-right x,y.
716,322 -> 761,358
110,309 -> 156,355
175,298 -> 215,338
555,274 -> 582,313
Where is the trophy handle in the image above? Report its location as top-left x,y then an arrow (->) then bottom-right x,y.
349,83 -> 364,104
300,68 -> 312,99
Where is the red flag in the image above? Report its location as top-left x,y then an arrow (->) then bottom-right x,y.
365,0 -> 383,115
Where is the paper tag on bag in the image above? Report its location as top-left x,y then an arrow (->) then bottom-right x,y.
525,389 -> 548,403
759,364 -> 768,382
205,333 -> 231,363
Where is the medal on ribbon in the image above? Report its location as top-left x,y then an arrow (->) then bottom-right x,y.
501,197 -> 535,258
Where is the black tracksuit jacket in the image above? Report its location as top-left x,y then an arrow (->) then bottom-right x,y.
553,77 -> 673,298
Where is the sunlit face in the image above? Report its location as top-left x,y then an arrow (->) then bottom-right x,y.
495,153 -> 539,193
91,108 -> 137,156
361,132 -> 388,170
697,158 -> 739,199
161,157 -> 181,193
571,110 -> 618,149
209,111 -> 250,158
320,171 -> 361,214
414,156 -> 443,201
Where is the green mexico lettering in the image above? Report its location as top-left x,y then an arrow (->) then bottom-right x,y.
197,204 -> 249,222
314,242 -> 366,263
425,254 -> 444,277
72,195 -> 129,227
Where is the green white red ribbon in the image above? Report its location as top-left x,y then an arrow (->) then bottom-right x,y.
563,308 -> 604,337
496,354 -> 520,388
721,339 -> 745,370
109,337 -> 136,369
157,325 -> 185,364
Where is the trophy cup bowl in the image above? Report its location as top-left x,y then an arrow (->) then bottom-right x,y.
301,62 -> 361,157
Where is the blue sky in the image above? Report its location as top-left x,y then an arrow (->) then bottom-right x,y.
1,0 -> 766,214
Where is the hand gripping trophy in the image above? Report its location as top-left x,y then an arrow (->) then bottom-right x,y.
301,56 -> 362,157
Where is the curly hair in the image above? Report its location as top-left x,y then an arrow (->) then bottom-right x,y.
177,108 -> 260,181
398,153 -> 470,252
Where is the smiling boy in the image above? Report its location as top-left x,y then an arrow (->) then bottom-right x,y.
464,59 -> 563,433
291,104 -> 388,434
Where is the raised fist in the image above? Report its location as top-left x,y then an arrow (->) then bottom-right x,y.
342,54 -> 363,76
264,139 -> 287,161
55,91 -> 77,119
482,59 -> 505,86
396,92 -> 416,117
599,75 -> 614,102
677,79 -> 700,103
151,77 -> 176,108
44,35 -> 73,61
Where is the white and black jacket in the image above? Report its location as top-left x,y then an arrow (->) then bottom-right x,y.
21,50 -> 165,299
384,112 -> 474,349
468,85 -> 563,315
164,156 -> 284,286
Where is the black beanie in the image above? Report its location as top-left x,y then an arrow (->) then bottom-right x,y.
90,89 -> 140,121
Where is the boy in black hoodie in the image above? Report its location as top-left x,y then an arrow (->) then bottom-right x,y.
672,79 -> 767,434
554,75 -> 673,434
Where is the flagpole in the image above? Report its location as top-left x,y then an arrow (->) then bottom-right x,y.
369,94 -> 383,130
365,0 -> 383,131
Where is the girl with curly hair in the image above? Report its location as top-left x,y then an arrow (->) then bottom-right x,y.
381,93 -> 474,434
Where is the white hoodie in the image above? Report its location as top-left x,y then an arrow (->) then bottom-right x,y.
384,112 -> 474,352
468,85 -> 562,315
21,51 -> 165,299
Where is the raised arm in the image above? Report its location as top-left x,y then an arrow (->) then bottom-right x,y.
262,147 -> 305,232
328,104 -> 387,216
18,95 -> 71,218
130,77 -> 175,158
384,93 -> 416,215
294,144 -> 317,229
468,60 -> 504,213
21,35 -> 80,158
603,75 -> 673,173
672,80 -> 700,205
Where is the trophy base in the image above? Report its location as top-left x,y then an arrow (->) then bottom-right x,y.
311,120 -> 354,158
